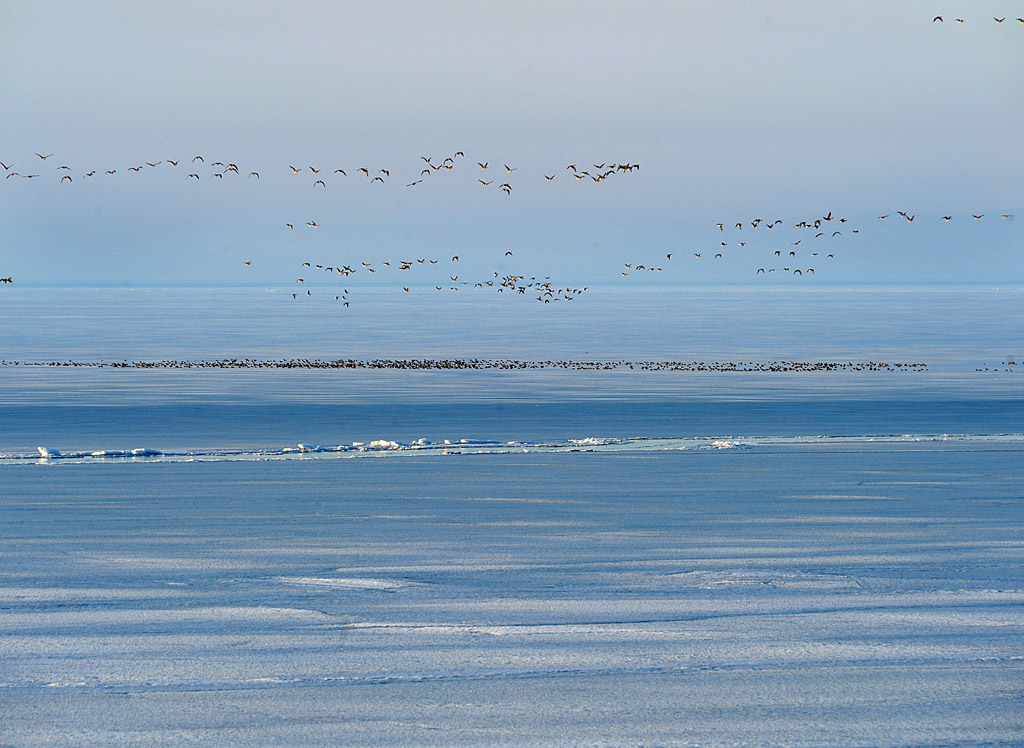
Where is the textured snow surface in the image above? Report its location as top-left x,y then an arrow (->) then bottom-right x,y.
2,442 -> 1022,746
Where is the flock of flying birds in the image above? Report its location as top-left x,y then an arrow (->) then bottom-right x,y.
930,14 -> 1024,22
0,149 -> 1014,305
618,209 -> 1013,283
279,206 -> 1010,308
0,148 -> 637,192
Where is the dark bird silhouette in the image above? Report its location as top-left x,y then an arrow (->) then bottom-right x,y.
35,153 -> 53,160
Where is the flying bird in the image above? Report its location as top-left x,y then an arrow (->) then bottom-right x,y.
35,153 -> 53,160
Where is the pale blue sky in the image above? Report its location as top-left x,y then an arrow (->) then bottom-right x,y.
0,0 -> 1020,284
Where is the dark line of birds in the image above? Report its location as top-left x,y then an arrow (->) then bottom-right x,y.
0,358 -> 930,373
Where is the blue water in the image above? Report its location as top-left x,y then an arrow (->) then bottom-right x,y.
0,285 -> 1021,453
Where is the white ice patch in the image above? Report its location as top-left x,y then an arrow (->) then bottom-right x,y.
710,440 -> 749,449
3,434 -> 1021,466
568,437 -> 622,446
277,576 -> 421,591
